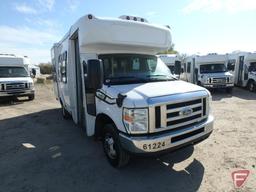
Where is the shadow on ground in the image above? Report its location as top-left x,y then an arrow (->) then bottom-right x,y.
0,96 -> 30,107
211,87 -> 256,101
0,109 -> 204,192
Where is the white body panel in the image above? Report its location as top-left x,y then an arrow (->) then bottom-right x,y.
227,52 -> 256,87
182,54 -> 234,89
158,54 -> 181,75
0,54 -> 34,97
52,14 -> 213,156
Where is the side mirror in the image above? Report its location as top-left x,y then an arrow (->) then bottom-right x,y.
174,61 -> 181,75
86,59 -> 103,90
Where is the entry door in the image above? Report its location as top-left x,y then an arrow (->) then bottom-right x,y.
73,35 -> 86,131
238,56 -> 244,86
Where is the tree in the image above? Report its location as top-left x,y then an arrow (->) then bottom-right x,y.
158,43 -> 178,54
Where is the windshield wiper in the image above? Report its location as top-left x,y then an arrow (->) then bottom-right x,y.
105,76 -> 147,84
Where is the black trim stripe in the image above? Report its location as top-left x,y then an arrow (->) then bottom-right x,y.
203,98 -> 206,116
155,106 -> 161,128
166,99 -> 201,110
171,128 -> 204,143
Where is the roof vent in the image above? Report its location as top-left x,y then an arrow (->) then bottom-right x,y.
119,15 -> 148,23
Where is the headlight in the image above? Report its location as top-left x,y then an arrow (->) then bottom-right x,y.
123,108 -> 148,134
229,76 -> 233,83
29,82 -> 34,88
208,95 -> 212,115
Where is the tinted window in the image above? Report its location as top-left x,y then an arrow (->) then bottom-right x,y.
0,67 -> 28,77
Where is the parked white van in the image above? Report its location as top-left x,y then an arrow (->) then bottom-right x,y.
0,54 -> 35,100
182,54 -> 234,93
158,54 -> 181,76
51,14 -> 214,167
227,52 -> 256,92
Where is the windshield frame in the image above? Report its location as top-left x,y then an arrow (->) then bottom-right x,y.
98,53 -> 175,85
199,63 -> 227,74
0,66 -> 29,78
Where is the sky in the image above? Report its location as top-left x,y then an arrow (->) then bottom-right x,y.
0,0 -> 256,64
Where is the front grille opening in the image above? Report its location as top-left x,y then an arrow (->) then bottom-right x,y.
203,98 -> 206,116
155,106 -> 161,128
171,127 -> 204,143
166,99 -> 201,110
167,114 -> 201,126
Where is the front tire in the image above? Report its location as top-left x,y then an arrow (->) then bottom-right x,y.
28,94 -> 35,100
226,87 -> 233,93
248,80 -> 255,92
61,104 -> 71,119
102,124 -> 130,168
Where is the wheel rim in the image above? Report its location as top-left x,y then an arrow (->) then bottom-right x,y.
104,134 -> 117,159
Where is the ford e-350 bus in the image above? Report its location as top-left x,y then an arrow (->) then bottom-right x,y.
51,14 -> 214,167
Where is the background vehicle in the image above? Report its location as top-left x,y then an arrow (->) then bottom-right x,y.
158,54 -> 181,78
227,52 -> 256,92
51,14 -> 214,167
0,54 -> 35,100
182,53 -> 234,93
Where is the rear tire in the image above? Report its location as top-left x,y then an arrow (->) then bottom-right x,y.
247,80 -> 255,92
102,124 -> 130,168
28,94 -> 35,100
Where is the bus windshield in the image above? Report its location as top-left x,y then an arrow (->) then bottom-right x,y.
200,63 -> 227,74
0,66 -> 29,78
99,54 -> 175,85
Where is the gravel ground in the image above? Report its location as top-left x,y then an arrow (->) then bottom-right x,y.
0,83 -> 255,192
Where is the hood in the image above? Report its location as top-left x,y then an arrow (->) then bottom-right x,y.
103,80 -> 207,107
0,77 -> 33,83
201,71 -> 233,78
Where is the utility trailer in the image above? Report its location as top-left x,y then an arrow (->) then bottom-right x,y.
51,14 -> 214,167
182,54 -> 234,93
227,52 -> 256,92
0,54 -> 35,100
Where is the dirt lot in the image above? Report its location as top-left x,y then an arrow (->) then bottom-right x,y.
0,83 -> 255,192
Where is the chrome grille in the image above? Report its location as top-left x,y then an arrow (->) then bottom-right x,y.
153,97 -> 207,132
6,82 -> 26,90
211,77 -> 226,84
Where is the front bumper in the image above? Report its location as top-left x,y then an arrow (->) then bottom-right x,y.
203,83 -> 234,88
0,89 -> 34,97
119,115 -> 214,154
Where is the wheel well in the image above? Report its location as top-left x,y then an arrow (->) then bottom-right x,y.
247,79 -> 255,86
95,114 -> 115,139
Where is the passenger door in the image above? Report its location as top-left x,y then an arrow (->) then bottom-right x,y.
238,56 -> 244,86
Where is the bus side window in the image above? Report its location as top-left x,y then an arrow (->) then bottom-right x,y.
60,51 -> 67,83
227,60 -> 235,71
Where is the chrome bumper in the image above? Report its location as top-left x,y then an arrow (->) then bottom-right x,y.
203,83 -> 234,88
119,115 -> 214,154
0,89 -> 34,97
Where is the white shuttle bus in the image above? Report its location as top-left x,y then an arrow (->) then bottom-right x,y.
0,54 -> 35,100
158,54 -> 181,76
52,14 -> 214,167
182,54 -> 234,93
227,52 -> 256,92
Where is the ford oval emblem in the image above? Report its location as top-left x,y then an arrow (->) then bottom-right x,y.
179,107 -> 193,116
